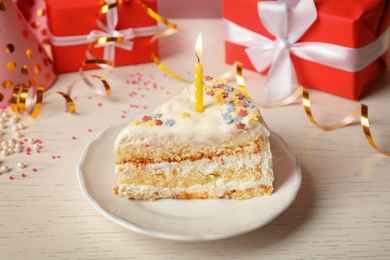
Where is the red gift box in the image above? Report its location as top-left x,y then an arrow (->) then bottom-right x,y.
46,0 -> 158,73
223,0 -> 389,101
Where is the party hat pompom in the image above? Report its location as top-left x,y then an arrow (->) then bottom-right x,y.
0,0 -> 56,108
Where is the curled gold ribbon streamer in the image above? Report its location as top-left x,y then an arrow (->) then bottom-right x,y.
302,87 -> 361,130
226,61 -> 302,109
360,104 -> 390,155
10,84 -> 76,118
79,55 -> 114,96
79,38 -> 114,96
303,89 -> 389,155
139,0 -> 191,83
229,61 -> 389,155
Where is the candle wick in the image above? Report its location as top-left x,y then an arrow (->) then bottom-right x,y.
195,52 -> 200,63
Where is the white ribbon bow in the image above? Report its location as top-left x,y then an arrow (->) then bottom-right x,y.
87,1 -> 135,61
224,0 -> 389,103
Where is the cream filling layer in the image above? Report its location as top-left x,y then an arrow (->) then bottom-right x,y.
116,153 -> 267,175
118,178 -> 272,198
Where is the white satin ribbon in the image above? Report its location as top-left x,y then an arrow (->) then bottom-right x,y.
48,0 -> 157,62
224,0 -> 389,103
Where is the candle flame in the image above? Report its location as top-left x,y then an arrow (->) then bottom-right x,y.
195,33 -> 202,62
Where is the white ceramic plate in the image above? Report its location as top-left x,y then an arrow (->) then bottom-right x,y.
77,117 -> 301,241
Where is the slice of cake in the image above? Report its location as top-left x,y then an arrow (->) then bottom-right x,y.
113,77 -> 273,200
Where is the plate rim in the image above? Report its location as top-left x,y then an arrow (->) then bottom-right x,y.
76,118 -> 302,241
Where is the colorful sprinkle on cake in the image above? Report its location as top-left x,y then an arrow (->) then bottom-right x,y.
127,77 -> 261,131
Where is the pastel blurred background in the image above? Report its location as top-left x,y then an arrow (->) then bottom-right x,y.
158,0 -> 222,18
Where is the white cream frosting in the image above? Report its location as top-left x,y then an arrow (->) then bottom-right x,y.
115,78 -> 270,145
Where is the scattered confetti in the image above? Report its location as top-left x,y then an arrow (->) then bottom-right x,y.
236,93 -> 245,100
165,119 -> 175,127
130,120 -> 140,126
145,120 -> 155,126
233,116 -> 242,124
222,113 -> 232,121
238,109 -> 248,117
238,102 -> 248,107
181,112 -> 191,119
224,86 -> 233,92
235,122 -> 246,129
249,111 -> 259,121
142,115 -> 152,122
154,119 -> 163,126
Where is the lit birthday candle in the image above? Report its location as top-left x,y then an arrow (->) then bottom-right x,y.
194,33 -> 205,113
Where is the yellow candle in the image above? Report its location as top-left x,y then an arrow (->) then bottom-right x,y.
194,33 -> 205,113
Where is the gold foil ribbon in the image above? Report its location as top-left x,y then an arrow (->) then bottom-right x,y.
80,56 -> 113,96
139,0 -> 191,83
10,84 -> 75,118
361,105 -> 390,155
230,62 -> 389,155
301,87 -> 360,130
100,0 -> 122,14
222,62 -> 303,108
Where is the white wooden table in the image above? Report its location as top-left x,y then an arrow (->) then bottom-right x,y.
1,19 -> 389,260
